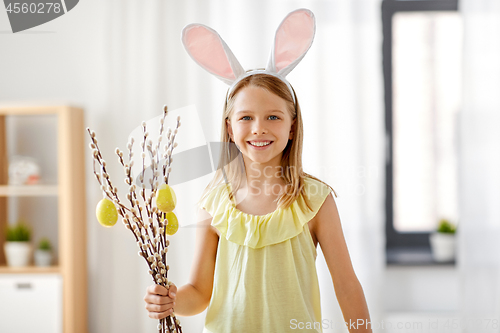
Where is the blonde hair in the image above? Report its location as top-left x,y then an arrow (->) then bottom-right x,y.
198,73 -> 337,212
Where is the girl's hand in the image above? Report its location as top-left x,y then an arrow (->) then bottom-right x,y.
144,283 -> 177,319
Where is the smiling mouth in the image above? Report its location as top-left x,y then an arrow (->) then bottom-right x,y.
247,141 -> 273,147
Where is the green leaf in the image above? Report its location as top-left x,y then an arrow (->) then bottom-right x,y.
437,219 -> 456,234
5,222 -> 31,242
38,237 -> 52,250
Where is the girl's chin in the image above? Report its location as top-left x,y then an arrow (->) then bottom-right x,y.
241,154 -> 283,167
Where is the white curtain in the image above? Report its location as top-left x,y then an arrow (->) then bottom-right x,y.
88,0 -> 386,332
459,1 -> 500,332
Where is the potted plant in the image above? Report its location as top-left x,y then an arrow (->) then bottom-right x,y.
429,218 -> 457,262
4,222 -> 32,267
34,237 -> 53,267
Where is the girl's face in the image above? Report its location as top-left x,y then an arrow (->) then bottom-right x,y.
226,86 -> 295,168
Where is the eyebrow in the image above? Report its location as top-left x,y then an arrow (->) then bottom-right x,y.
235,110 -> 285,115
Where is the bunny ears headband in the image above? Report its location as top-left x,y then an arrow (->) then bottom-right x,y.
181,8 -> 316,104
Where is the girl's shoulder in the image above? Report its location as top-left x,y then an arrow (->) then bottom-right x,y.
302,175 -> 332,196
197,182 -> 228,214
301,175 -> 337,205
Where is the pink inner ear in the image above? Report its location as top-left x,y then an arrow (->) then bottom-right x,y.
184,26 -> 236,80
274,12 -> 315,72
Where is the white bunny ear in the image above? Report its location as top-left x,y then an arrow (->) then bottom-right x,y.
266,8 -> 316,77
182,24 -> 246,85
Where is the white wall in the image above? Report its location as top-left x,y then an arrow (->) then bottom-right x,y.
381,266 -> 460,333
385,266 -> 459,312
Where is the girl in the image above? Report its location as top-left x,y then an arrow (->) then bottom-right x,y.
145,9 -> 372,333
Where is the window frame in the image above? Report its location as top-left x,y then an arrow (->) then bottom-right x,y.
382,0 -> 459,264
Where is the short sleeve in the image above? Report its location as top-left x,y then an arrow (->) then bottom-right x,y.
197,183 -> 229,218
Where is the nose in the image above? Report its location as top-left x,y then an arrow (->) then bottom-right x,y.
252,119 -> 268,135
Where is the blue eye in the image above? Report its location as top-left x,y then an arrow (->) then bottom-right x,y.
240,116 -> 251,120
269,115 -> 279,120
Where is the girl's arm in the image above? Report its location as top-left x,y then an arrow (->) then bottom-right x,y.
144,207 -> 218,318
311,194 -> 373,333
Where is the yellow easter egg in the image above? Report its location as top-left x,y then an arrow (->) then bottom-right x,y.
96,198 -> 118,227
165,212 -> 179,236
156,184 -> 176,213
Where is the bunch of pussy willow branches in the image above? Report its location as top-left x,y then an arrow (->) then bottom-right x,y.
87,106 -> 183,333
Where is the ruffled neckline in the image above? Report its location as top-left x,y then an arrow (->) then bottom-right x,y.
201,176 -> 332,249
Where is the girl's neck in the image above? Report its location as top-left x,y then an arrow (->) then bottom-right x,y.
242,159 -> 286,195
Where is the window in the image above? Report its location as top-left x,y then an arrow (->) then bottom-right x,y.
382,0 -> 461,264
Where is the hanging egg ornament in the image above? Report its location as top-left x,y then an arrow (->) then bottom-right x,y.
165,212 -> 179,236
96,198 -> 118,227
156,184 -> 177,213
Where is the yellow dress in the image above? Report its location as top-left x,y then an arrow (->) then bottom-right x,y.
199,176 -> 332,333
